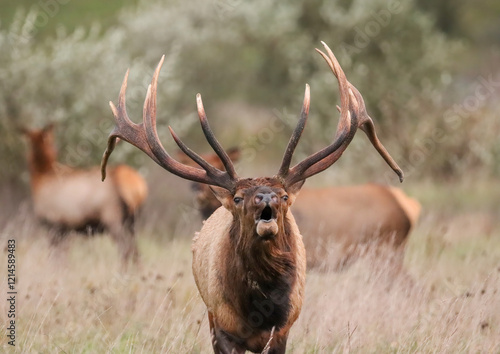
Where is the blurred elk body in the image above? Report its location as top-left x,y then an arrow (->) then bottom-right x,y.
179,151 -> 420,272
101,42 -> 403,352
294,183 -> 420,271
22,125 -> 147,265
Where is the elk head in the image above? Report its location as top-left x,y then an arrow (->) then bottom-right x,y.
20,123 -> 60,178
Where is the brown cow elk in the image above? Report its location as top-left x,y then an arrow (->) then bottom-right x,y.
21,124 -> 147,267
179,149 -> 419,273
101,42 -> 403,353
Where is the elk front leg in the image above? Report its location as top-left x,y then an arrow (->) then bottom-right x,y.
208,312 -> 245,354
108,222 -> 139,270
266,338 -> 287,354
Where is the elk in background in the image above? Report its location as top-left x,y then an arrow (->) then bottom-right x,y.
178,149 -> 420,273
295,184 -> 420,272
21,124 -> 147,267
101,42 -> 403,353
176,147 -> 241,219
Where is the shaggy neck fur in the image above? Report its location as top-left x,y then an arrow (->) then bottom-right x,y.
227,211 -> 297,332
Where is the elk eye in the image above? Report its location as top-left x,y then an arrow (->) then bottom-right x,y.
233,197 -> 243,204
282,195 -> 289,202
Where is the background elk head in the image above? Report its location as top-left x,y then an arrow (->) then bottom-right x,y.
176,147 -> 241,219
20,123 -> 58,179
101,41 -> 403,352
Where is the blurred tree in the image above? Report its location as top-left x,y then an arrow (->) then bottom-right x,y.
416,0 -> 500,46
2,0 -> 498,189
114,0 -> 464,178
416,0 -> 465,36
0,10 -> 180,187
0,0 -> 139,40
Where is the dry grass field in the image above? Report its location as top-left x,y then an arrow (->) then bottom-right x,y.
0,178 -> 499,353
1,1 -> 499,352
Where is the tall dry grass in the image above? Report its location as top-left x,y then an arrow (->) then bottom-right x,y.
0,179 -> 499,353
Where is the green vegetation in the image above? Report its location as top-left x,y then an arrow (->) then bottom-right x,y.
1,0 -> 499,187
0,0 -> 138,38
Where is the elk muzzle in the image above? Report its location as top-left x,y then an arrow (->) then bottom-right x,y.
254,191 -> 279,238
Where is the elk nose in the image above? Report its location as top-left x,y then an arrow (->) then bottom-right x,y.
254,192 -> 278,205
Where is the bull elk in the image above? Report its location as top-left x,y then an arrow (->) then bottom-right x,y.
178,149 -> 419,272
21,124 -> 147,267
101,42 -> 403,353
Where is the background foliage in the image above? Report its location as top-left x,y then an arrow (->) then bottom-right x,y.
1,0 -> 499,191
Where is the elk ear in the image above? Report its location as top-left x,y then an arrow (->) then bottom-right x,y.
286,180 -> 305,204
209,186 -> 234,210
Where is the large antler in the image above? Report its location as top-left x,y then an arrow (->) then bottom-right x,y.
101,56 -> 239,191
277,42 -> 403,187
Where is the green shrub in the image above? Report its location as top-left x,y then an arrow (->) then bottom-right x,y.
3,0 -> 498,188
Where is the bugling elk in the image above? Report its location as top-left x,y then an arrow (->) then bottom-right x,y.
101,42 -> 403,353
21,124 -> 147,267
178,149 -> 419,272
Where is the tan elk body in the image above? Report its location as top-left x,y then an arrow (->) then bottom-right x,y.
22,125 -> 147,265
294,184 -> 420,271
101,42 -> 403,353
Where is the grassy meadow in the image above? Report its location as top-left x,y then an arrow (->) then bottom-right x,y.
0,177 -> 499,353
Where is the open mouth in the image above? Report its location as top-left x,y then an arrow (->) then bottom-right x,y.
259,205 -> 274,222
256,205 -> 278,238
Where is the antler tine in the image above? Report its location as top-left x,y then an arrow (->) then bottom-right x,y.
118,69 -> 129,116
350,85 -> 404,182
101,69 -> 162,181
320,41 -> 403,181
277,84 -> 310,178
168,125 -> 230,178
316,42 -> 355,141
196,94 -> 238,180
281,42 -> 356,187
142,55 -> 163,151
101,137 -> 116,181
102,56 -> 238,191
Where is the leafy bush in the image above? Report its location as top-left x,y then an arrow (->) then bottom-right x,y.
110,0 -> 476,181
2,0 -> 498,189
0,9 -> 180,186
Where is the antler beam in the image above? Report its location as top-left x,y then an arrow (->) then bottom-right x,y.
277,42 -> 403,187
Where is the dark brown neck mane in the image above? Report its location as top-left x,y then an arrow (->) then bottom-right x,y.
226,205 -> 297,332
